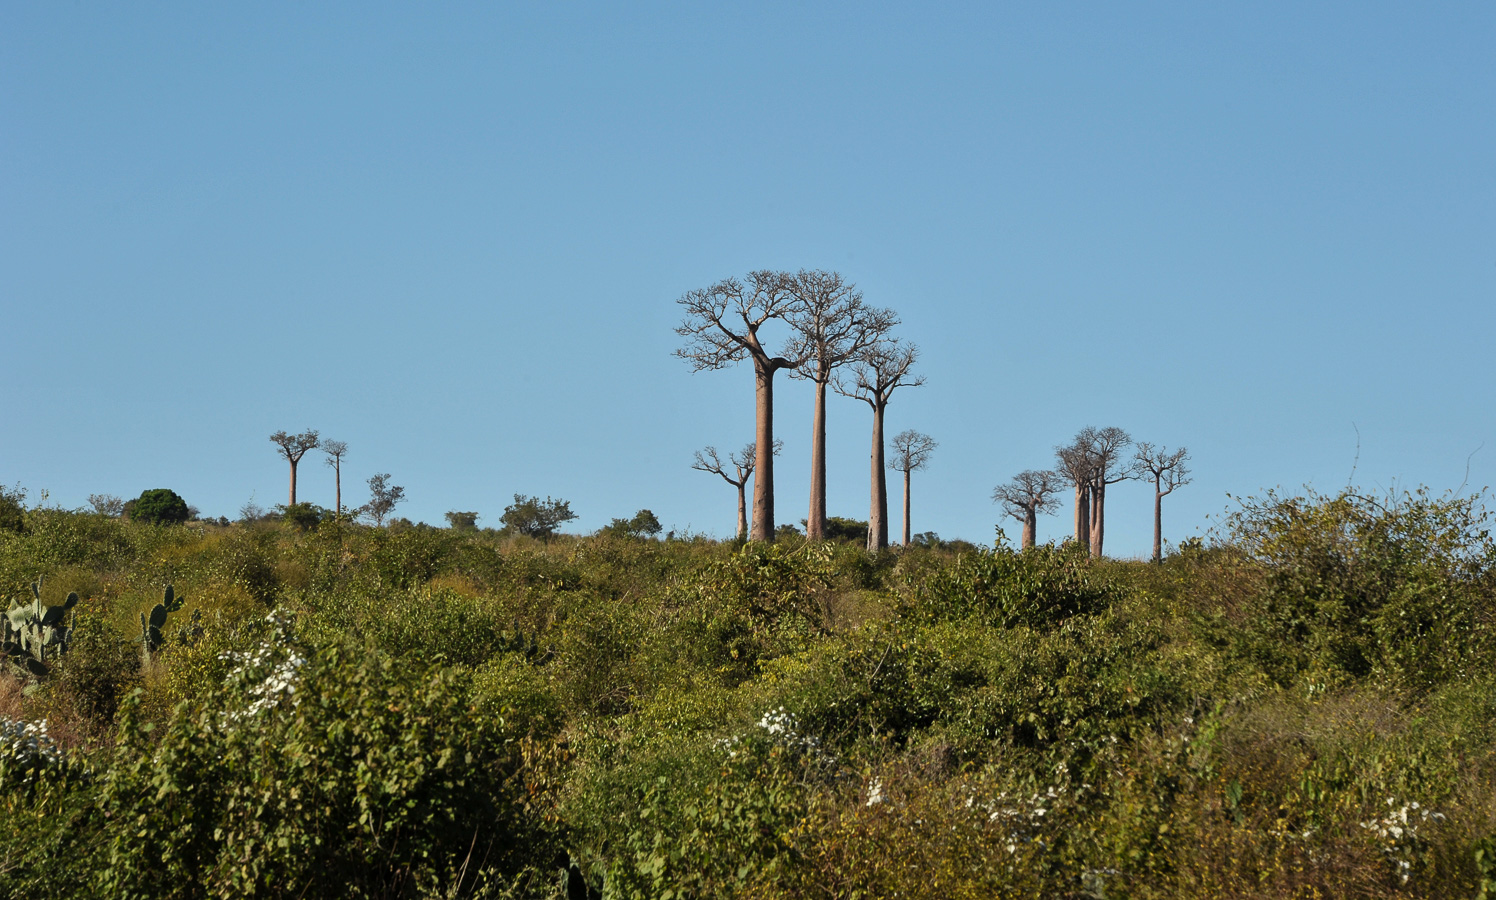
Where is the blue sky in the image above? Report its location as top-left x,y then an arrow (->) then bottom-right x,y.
3,2 -> 1493,556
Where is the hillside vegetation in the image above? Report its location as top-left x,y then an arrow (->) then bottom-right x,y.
3,488 -> 1496,899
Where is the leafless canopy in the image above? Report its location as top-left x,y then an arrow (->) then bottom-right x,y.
692,440 -> 781,539
888,430 -> 937,474
993,470 -> 1062,520
835,340 -> 924,408
1133,442 -> 1191,494
1054,426 -> 1133,556
785,270 -> 898,385
993,469 -> 1062,550
673,271 -> 804,372
321,440 -> 348,466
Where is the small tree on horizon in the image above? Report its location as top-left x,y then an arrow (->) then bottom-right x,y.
321,440 -> 349,518
692,440 -> 781,540
887,429 -> 937,547
1133,442 -> 1192,563
836,340 -> 924,551
500,495 -> 578,541
993,469 -> 1062,549
362,473 -> 405,527
270,430 -> 320,506
444,510 -> 479,531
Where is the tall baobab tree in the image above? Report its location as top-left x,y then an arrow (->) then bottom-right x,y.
675,272 -> 805,542
1085,426 -> 1133,557
1133,443 -> 1191,563
321,439 -> 349,517
1054,434 -> 1097,550
691,440 -> 781,539
992,469 -> 1062,549
888,429 -> 936,547
837,340 -> 923,551
785,270 -> 897,541
269,429 -> 320,506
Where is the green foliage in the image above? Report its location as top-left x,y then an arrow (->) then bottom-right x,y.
444,510 -> 480,531
126,488 -> 190,525
0,484 -> 26,534
601,509 -> 662,539
500,494 -> 577,540
905,541 -> 1124,630
823,516 -> 868,544
275,502 -> 326,531
139,583 -> 185,664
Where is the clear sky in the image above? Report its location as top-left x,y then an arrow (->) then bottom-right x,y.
3,2 -> 1493,556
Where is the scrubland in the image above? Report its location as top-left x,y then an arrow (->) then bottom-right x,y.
3,489 -> 1495,899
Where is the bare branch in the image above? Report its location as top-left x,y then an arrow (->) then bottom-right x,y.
888,429 -> 937,474
269,429 -> 320,464
673,271 -> 803,372
992,469 -> 1062,520
1134,442 -> 1192,496
784,270 -> 898,384
833,339 -> 924,408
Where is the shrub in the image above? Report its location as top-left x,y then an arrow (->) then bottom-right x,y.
0,484 -> 26,534
125,489 -> 189,526
500,494 -> 577,540
905,541 -> 1125,630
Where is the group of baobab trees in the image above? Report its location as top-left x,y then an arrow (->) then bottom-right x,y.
678,269 -> 935,551
267,429 -> 404,525
991,426 -> 1191,563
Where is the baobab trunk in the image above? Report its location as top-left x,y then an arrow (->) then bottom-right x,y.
868,403 -> 889,551
1090,482 -> 1106,557
1073,485 -> 1089,550
1022,511 -> 1037,549
806,379 -> 829,541
333,463 -> 341,517
737,482 -> 749,541
1153,487 -> 1164,564
901,467 -> 911,546
289,461 -> 299,506
752,360 -> 777,542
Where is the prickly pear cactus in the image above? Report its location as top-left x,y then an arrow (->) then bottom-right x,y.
140,584 -> 185,664
1,576 -> 79,679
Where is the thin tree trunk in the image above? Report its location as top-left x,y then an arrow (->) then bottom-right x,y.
334,461 -> 342,517
901,467 -> 911,546
1022,510 -> 1036,549
807,378 -> 829,541
737,482 -> 748,541
752,359 -> 776,542
868,402 -> 888,551
289,461 -> 298,506
1153,481 -> 1164,564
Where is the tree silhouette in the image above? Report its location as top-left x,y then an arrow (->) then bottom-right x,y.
1054,437 -> 1096,549
785,270 -> 897,541
836,340 -> 923,551
992,469 -> 1062,549
269,430 -> 320,506
1133,443 -> 1191,563
692,440 -> 781,540
887,429 -> 936,547
1055,426 -> 1132,556
321,440 -> 348,518
362,473 -> 404,527
675,271 -> 805,542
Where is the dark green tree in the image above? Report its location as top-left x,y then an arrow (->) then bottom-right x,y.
0,484 -> 25,533
500,494 -> 578,540
444,510 -> 480,531
127,489 -> 190,525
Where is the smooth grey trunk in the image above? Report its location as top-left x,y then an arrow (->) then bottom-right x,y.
737,482 -> 749,540
288,461 -> 299,506
1153,482 -> 1164,563
1021,511 -> 1037,549
901,467 -> 911,546
807,379 -> 829,541
753,360 -> 777,542
868,402 -> 888,551
333,461 -> 341,517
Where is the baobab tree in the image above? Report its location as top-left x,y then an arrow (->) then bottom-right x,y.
321,439 -> 349,517
269,429 -> 320,506
675,271 -> 805,541
691,440 -> 781,539
785,270 -> 897,541
888,429 -> 936,547
1054,433 -> 1096,550
1085,426 -> 1133,557
1133,442 -> 1191,563
992,469 -> 1062,549
836,340 -> 923,551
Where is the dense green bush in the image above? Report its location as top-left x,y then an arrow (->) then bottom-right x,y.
125,488 -> 190,525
